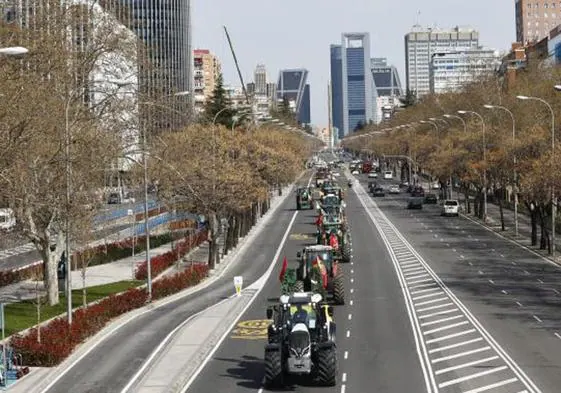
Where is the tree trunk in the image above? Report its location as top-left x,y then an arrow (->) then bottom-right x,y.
40,233 -> 64,306
207,212 -> 219,270
498,196 -> 505,231
463,186 -> 471,214
538,205 -> 549,251
525,201 -> 538,246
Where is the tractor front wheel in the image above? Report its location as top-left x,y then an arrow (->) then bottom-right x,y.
316,345 -> 337,386
264,349 -> 283,388
333,274 -> 345,305
341,242 -> 351,263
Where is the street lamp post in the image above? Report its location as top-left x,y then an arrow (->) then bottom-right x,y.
483,104 -> 518,236
443,114 -> 467,133
519,94 -> 556,258
458,110 -> 487,222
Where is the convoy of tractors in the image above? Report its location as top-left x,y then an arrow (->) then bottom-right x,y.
264,163 -> 352,389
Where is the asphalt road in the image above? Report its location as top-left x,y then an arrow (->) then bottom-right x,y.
359,174 -> 561,392
185,176 -> 426,393
0,223 -> 132,271
43,173 -> 315,393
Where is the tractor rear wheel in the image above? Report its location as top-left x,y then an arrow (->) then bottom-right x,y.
316,346 -> 337,386
294,280 -> 305,293
333,274 -> 345,305
264,349 -> 283,388
341,241 -> 351,263
297,201 -> 301,210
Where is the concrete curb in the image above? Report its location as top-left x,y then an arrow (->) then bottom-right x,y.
14,176 -> 302,393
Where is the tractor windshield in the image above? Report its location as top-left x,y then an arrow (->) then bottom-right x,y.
323,206 -> 340,216
306,251 -> 333,269
322,195 -> 339,207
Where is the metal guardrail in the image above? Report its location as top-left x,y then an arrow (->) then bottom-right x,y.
93,201 -> 158,224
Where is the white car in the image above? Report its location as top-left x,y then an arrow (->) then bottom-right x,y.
351,170 -> 359,175
388,185 -> 400,194
431,182 -> 441,189
384,171 -> 393,179
441,200 -> 460,217
368,172 -> 378,178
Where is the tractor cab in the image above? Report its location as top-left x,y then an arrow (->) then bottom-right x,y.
297,245 -> 335,274
296,187 -> 312,210
321,194 -> 340,209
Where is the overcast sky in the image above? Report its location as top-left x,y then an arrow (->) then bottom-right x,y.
192,0 -> 515,128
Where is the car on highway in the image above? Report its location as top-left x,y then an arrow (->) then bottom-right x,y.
410,186 -> 425,197
424,193 -> 438,204
441,199 -> 460,216
372,187 -> 385,197
407,197 -> 423,209
388,185 -> 400,194
368,171 -> 378,178
431,181 -> 440,189
351,169 -> 360,175
383,171 -> 393,179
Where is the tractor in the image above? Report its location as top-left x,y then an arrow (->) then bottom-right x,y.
264,292 -> 337,388
294,245 -> 345,305
317,220 -> 352,263
296,187 -> 313,210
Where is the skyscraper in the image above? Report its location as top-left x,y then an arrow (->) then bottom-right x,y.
515,0 -> 561,44
330,45 -> 344,139
330,33 -> 374,137
371,58 -> 403,123
276,69 -> 311,124
405,26 -> 479,98
254,64 -> 267,95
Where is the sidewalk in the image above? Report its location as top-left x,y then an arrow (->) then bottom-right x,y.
0,232 -> 222,304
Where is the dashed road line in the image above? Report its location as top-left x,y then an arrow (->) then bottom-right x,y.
344,351 -> 348,359
516,302 -> 524,307
346,330 -> 350,338
533,315 -> 542,323
354,183 -> 542,393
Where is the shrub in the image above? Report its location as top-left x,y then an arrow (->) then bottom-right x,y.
10,265 -> 208,367
134,231 -> 208,280
0,264 -> 43,288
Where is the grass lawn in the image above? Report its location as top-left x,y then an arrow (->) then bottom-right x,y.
4,280 -> 143,337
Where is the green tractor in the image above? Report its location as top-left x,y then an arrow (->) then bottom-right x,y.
296,187 -> 313,210
294,245 -> 345,305
317,222 -> 352,263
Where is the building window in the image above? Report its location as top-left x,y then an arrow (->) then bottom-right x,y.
545,3 -> 549,8
545,12 -> 549,17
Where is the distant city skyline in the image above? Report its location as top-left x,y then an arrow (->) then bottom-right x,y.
192,0 -> 515,127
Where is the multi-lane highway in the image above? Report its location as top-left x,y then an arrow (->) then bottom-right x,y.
32,159 -> 561,393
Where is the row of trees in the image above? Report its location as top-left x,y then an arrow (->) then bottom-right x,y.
0,4 -> 319,306
343,62 -> 561,252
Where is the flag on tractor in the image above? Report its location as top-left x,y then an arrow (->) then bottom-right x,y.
311,256 -> 328,288
315,213 -> 323,226
329,232 -> 339,249
279,256 -> 288,282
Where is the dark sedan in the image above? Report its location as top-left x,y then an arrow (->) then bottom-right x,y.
372,187 -> 386,197
424,193 -> 438,204
407,197 -> 423,209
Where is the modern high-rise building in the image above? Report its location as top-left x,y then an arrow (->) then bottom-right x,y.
254,64 -> 267,95
330,33 -> 374,137
371,58 -> 402,123
193,49 -> 221,114
515,0 -> 561,44
276,68 -> 311,124
429,48 -> 501,94
405,25 -> 479,97
330,45 -> 344,139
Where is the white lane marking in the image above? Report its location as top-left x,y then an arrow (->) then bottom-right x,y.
340,384 -> 346,393
411,282 -> 439,290
423,321 -> 470,335
350,288 -> 354,294
349,300 -> 354,306
410,287 -> 440,296
533,315 -> 542,323
463,378 -> 519,393
420,315 -> 464,327
344,351 -> 348,359
516,301 -> 524,307
502,290 -> 508,295
439,366 -> 507,388
478,270 -> 484,275
350,269 -> 354,274
350,278 -> 354,283
413,291 -> 444,301
428,338 -> 484,354
446,243 -> 450,247
512,261 -> 517,265
180,208 -> 303,393
432,347 -> 492,363
489,279 -> 495,285
537,279 -> 544,284
554,332 -> 561,340
524,270 -> 530,275
415,297 -> 449,307
417,302 -> 455,313
350,261 -> 354,265
552,289 -> 560,295
426,329 -> 477,344
409,278 -> 434,285
468,262 -> 473,266
348,314 -> 352,320
346,330 -> 350,338
419,308 -> 459,319
406,272 -> 431,280
435,355 -> 498,375
452,249 -> 457,252
459,255 -> 465,259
